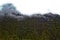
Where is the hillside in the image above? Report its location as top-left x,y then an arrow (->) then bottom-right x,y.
0,3 -> 60,40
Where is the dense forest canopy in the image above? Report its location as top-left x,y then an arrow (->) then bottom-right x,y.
0,3 -> 60,40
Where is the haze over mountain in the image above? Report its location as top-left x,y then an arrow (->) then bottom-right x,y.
0,3 -> 60,40
0,3 -> 60,21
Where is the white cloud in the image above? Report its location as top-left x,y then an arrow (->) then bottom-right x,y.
0,0 -> 60,15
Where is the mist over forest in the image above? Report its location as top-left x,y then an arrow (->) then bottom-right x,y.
0,3 -> 60,40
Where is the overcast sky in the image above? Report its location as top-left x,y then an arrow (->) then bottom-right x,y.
0,0 -> 60,15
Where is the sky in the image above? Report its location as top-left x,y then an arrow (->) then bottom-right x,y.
0,0 -> 60,15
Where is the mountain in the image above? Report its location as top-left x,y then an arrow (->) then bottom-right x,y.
0,3 -> 29,21
0,3 -> 60,40
0,3 -> 60,21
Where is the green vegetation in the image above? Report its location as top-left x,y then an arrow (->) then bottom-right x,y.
0,13 -> 60,40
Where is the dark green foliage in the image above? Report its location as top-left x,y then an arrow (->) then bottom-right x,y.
0,13 -> 60,40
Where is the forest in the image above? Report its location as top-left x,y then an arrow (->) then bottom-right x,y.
0,3 -> 60,40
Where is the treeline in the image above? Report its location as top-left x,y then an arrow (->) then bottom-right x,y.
0,12 -> 60,40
